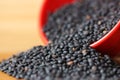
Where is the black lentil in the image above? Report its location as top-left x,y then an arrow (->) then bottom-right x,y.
1,32 -> 120,80
0,0 -> 120,80
44,0 -> 120,43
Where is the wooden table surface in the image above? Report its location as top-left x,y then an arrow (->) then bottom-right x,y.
0,0 -> 44,80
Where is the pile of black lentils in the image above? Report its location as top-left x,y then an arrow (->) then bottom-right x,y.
0,0 -> 120,80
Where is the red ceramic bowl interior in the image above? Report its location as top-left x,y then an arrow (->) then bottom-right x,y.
39,0 -> 75,46
90,20 -> 120,57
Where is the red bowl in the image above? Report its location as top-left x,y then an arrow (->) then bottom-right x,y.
39,0 -> 75,46
39,0 -> 120,57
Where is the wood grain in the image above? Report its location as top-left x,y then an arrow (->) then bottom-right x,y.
0,0 -> 44,80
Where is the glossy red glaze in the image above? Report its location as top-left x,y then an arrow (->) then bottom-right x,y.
90,20 -> 120,57
39,0 -> 74,46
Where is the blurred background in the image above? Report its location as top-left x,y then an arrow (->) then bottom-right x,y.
0,0 -> 43,61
